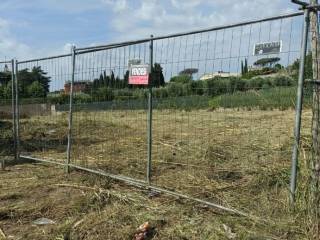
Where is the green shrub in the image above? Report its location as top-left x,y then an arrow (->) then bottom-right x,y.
273,75 -> 294,87
208,87 -> 311,110
73,93 -> 92,104
95,87 -> 114,101
170,74 -> 192,84
152,87 -> 169,98
167,82 -> 185,97
48,93 -> 69,104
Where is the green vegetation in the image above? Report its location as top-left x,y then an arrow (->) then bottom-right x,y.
209,86 -> 313,110
1,53 -> 313,112
253,57 -> 280,67
0,66 -> 50,99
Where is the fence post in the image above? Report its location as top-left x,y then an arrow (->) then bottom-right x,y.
309,0 -> 320,236
147,35 -> 154,184
290,8 -> 310,204
11,59 -> 16,163
66,45 -> 76,173
14,60 -> 20,162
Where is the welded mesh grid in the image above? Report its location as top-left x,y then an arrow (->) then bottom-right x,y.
17,56 -> 72,162
0,61 -> 15,160
13,11 -> 314,216
71,42 -> 150,180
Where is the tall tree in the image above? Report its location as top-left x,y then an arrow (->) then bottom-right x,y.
124,70 -> 130,88
17,67 -> 50,98
151,63 -> 165,87
244,58 -> 248,73
31,67 -> 50,93
110,71 -> 115,88
179,68 -> 198,78
241,60 -> 244,75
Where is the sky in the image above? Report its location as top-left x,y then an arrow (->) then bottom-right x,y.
0,0 -> 299,61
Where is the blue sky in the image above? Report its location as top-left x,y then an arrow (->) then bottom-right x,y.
0,0 -> 298,61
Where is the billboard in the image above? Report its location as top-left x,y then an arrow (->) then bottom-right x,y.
254,41 -> 282,56
128,59 -> 142,67
129,64 -> 149,85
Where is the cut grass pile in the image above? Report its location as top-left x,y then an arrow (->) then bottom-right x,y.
0,164 -> 312,239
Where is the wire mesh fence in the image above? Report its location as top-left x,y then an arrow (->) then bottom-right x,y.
17,55 -> 72,163
4,11 -> 315,216
71,43 -> 150,180
0,61 -> 15,165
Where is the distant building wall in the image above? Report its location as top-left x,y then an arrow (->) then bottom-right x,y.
64,82 -> 89,94
200,72 -> 239,80
0,103 -> 54,117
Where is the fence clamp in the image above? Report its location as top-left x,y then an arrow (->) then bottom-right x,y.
292,0 -> 320,10
306,79 -> 320,85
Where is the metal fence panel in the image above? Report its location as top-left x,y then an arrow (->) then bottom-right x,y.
17,56 -> 72,163
13,11 -> 314,216
0,61 -> 15,166
69,42 -> 151,181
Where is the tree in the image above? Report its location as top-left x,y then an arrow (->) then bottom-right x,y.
244,58 -> 248,73
289,52 -> 312,79
18,67 -> 51,97
115,76 -> 121,88
0,72 -> 11,86
179,68 -> 198,78
170,74 -> 192,84
241,58 -> 249,75
151,63 -> 165,87
241,61 -> 244,75
31,67 -> 50,93
0,81 -> 12,99
110,71 -> 115,88
27,81 -> 46,98
253,57 -> 280,67
124,70 -> 130,88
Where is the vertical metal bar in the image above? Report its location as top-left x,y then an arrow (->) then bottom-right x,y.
11,59 -> 16,162
290,9 -> 310,204
15,60 -> 20,162
66,46 -> 76,173
147,35 -> 154,184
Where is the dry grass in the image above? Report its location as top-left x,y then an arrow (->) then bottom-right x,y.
0,163 -> 310,239
2,108 -> 313,239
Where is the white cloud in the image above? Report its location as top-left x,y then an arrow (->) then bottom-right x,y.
62,43 -> 74,53
101,0 -> 296,42
171,0 -> 203,10
0,17 -> 33,60
102,0 -> 128,13
0,0 -> 298,60
136,0 -> 165,20
114,0 -> 128,13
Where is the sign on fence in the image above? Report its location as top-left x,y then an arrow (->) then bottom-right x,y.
128,59 -> 142,67
129,64 -> 150,85
254,41 -> 282,55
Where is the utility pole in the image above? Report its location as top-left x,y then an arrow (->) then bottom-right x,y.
309,0 -> 320,236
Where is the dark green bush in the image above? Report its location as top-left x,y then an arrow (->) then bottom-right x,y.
273,75 -> 294,87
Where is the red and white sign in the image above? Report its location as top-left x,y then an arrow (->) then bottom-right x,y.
129,64 -> 149,85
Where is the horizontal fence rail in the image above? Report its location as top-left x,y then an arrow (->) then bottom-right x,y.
1,11 -> 314,217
